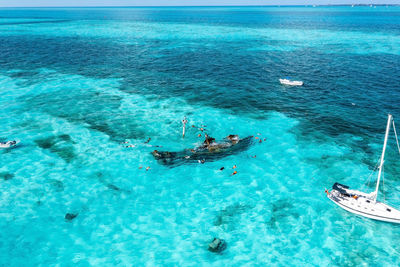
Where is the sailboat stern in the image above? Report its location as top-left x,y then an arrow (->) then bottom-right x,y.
326,185 -> 400,224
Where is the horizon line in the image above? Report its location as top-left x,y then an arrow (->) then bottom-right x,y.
0,4 -> 399,8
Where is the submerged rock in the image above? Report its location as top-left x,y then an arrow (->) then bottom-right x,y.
58,134 -> 74,143
107,184 -> 120,191
49,179 -> 64,192
35,134 -> 77,163
214,203 -> 252,228
65,213 -> 78,221
0,172 -> 14,181
268,199 -> 299,229
208,238 -> 227,253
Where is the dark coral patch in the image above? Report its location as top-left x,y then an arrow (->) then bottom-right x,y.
23,89 -> 149,142
48,179 -> 64,192
65,213 -> 78,221
268,199 -> 299,229
0,172 -> 14,180
35,134 -> 77,163
107,184 -> 120,191
214,203 -> 251,227
35,136 -> 57,150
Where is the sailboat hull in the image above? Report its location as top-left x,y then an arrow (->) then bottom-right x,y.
327,189 -> 400,224
326,114 -> 400,224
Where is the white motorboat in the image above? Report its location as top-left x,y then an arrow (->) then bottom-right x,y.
279,78 -> 303,86
326,114 -> 400,223
0,140 -> 19,149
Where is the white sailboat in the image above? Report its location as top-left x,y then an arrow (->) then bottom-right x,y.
326,114 -> 400,223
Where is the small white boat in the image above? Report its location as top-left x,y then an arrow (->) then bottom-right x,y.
279,78 -> 303,86
0,140 -> 19,149
326,114 -> 400,223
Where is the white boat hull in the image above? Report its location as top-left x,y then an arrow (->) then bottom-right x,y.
327,189 -> 400,224
0,140 -> 19,149
279,79 -> 303,86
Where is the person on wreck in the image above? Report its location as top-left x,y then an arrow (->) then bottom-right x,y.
226,134 -> 239,145
152,150 -> 161,158
200,134 -> 241,152
203,134 -> 227,152
203,134 -> 216,147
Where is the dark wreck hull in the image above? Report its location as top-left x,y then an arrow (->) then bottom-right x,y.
152,136 -> 254,167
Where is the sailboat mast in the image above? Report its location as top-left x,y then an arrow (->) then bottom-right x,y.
374,114 -> 392,202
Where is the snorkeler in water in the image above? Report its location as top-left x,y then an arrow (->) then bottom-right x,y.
182,117 -> 188,138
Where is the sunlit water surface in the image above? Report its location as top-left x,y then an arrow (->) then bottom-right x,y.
1,6 -> 400,266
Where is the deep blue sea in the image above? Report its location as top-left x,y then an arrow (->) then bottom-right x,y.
1,6 -> 400,266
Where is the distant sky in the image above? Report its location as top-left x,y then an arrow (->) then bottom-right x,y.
0,0 -> 398,7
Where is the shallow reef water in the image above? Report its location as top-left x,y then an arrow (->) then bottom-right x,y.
1,6 -> 400,266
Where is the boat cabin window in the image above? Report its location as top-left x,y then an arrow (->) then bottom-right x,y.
366,200 -> 370,203
387,208 -> 391,212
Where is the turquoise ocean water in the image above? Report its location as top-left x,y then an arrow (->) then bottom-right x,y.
1,6 -> 400,265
